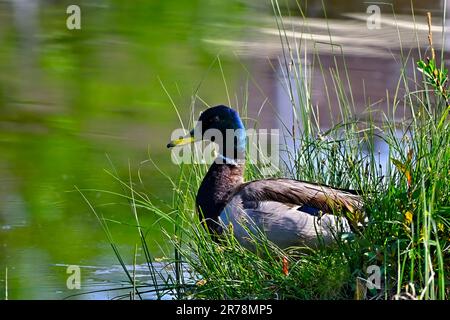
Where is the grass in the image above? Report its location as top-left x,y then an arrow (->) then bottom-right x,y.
4,266 -> 7,301
80,2 -> 449,300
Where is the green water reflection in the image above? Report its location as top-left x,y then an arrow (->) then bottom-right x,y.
0,0 -> 259,299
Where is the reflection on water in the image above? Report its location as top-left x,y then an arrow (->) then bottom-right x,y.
55,263 -> 190,300
0,0 -> 448,299
0,0 -> 255,299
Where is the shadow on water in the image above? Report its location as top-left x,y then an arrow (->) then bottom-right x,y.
0,0 -> 448,299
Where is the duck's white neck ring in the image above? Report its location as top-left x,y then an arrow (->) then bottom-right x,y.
215,154 -> 244,166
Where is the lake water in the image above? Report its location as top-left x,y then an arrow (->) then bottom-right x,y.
0,0 -> 448,299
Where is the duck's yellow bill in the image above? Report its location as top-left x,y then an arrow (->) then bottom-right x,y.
167,135 -> 195,148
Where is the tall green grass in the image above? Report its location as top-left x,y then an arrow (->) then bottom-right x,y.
81,2 -> 449,300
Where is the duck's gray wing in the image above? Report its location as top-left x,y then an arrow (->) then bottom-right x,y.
234,178 -> 363,214
218,179 -> 362,249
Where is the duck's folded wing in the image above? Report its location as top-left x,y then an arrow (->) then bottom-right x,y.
234,178 -> 363,214
219,196 -> 351,248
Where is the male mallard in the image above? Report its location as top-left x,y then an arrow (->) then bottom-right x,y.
167,105 -> 362,249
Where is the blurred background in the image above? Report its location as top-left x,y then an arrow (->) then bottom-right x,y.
0,0 -> 448,299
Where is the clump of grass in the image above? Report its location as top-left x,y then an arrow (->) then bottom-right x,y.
82,3 -> 449,300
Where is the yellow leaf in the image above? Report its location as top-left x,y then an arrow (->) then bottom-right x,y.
405,170 -> 412,187
392,159 -> 406,174
196,279 -> 207,286
405,211 -> 413,224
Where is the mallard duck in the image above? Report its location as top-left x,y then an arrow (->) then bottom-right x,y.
167,105 -> 363,249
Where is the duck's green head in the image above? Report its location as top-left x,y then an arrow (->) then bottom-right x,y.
167,105 -> 246,160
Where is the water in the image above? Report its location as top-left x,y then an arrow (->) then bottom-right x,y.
0,0 -> 448,299
1,0 -> 257,299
